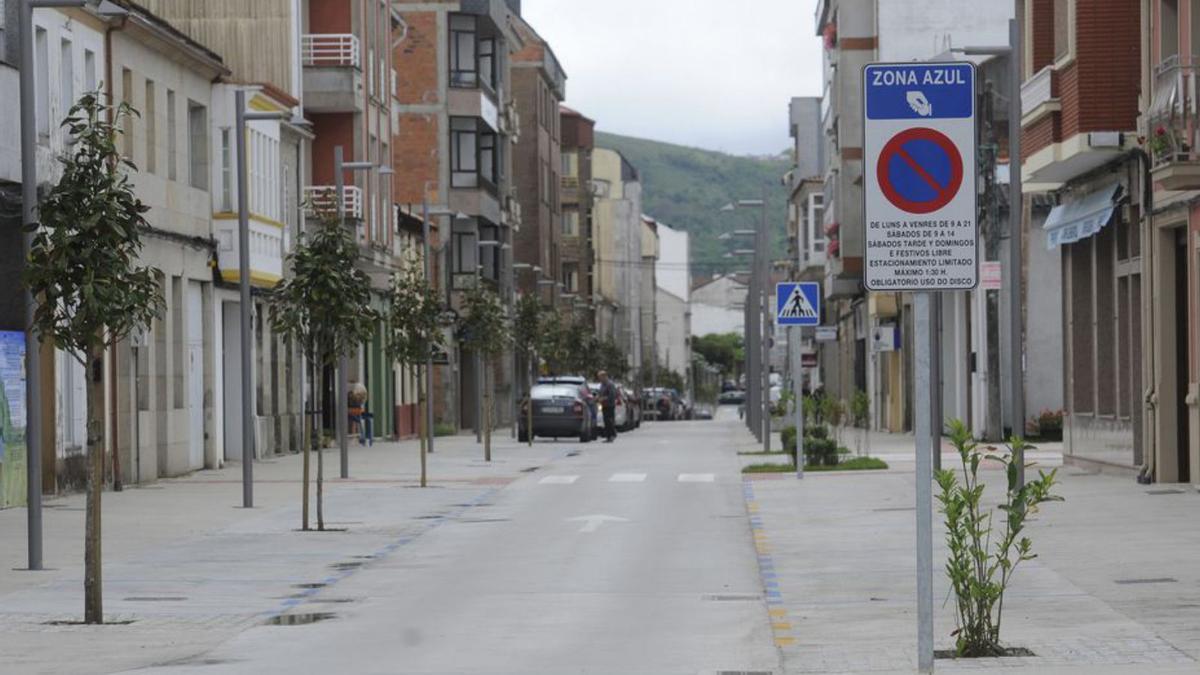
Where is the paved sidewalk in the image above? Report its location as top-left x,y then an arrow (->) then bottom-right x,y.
742,428 -> 1200,673
0,431 -> 569,674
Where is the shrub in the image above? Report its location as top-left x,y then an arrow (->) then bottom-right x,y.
434,422 -> 458,437
1026,409 -> 1064,441
936,419 -> 1063,658
804,438 -> 838,466
781,425 -> 797,456
807,424 -> 829,440
850,389 -> 870,428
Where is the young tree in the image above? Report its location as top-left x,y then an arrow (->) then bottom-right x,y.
270,197 -> 377,531
25,92 -> 163,624
459,284 -> 510,461
511,294 -> 542,446
384,258 -> 443,486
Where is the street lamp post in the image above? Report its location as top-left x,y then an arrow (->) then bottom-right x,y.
233,89 -> 293,508
419,203 -> 468,454
724,193 -> 770,455
18,0 -> 128,572
332,146 -> 391,479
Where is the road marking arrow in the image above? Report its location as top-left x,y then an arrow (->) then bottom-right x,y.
566,514 -> 629,533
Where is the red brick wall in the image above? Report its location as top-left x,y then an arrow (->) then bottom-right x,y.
394,11 -> 440,106
1029,0 -> 1056,73
309,0 -> 351,33
310,113 -> 355,186
1072,0 -> 1140,134
1022,113 -> 1059,160
393,114 -> 440,204
1058,62 -> 1080,140
512,67 -> 544,286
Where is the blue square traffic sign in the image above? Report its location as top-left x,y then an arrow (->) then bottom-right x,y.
776,282 -> 821,326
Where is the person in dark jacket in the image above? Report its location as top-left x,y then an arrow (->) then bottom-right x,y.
597,370 -> 617,443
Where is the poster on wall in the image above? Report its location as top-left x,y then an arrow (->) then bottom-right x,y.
0,331 -> 27,509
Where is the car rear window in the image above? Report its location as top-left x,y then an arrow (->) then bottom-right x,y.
531,385 -> 578,399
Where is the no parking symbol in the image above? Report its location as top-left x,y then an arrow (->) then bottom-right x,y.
877,127 -> 964,215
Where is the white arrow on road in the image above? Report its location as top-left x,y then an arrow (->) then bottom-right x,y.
566,514 -> 629,533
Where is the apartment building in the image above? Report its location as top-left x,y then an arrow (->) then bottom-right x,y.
592,148 -> 645,373
560,106 -> 596,327
511,13 -> 566,308
393,0 -> 521,432
141,0 -> 313,462
655,221 -> 691,390
787,96 -> 827,394
814,0 -> 1011,432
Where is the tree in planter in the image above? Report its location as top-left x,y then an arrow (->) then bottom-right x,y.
384,258 -> 444,486
596,337 -> 629,382
25,92 -> 163,624
511,294 -> 542,445
538,310 -> 570,376
935,419 -> 1062,657
270,196 -> 377,531
459,284 -> 510,461
850,389 -> 870,456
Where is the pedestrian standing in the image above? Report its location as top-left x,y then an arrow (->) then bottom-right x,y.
598,370 -> 617,443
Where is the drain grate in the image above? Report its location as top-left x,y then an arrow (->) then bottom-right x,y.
330,562 -> 364,571
124,596 -> 187,602
43,619 -> 136,626
1146,489 -> 1186,495
1115,577 -> 1178,585
520,466 -> 541,473
264,612 -> 336,626
292,582 -> 326,590
458,518 -> 510,524
566,450 -> 581,457
703,593 -> 762,602
717,671 -> 773,675
873,506 -> 916,512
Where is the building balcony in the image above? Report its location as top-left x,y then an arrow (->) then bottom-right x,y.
213,216 -> 285,288
1147,58 -> 1200,191
301,33 -> 363,114
304,185 -> 363,220
1021,65 -> 1059,123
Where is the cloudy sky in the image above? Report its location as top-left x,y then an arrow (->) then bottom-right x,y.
521,0 -> 824,157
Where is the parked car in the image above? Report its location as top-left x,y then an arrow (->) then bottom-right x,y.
642,387 -> 684,420
719,390 -> 746,405
519,383 -> 594,443
621,385 -> 642,430
539,375 -> 595,429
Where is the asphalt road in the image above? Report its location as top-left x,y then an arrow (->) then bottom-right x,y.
139,413 -> 777,675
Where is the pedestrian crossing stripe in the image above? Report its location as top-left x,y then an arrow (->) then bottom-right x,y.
776,282 -> 821,326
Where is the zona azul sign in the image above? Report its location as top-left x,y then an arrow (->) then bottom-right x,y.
864,62 -> 978,292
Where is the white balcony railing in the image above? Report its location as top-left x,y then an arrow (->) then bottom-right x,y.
1021,65 -> 1056,117
301,34 -> 361,68
214,219 -> 285,288
304,185 -> 363,220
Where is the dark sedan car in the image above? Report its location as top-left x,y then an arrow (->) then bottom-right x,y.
519,384 -> 593,443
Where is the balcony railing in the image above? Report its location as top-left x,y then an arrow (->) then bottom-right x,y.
1147,57 -> 1200,189
1021,65 -> 1056,118
304,185 -> 363,220
302,34 -> 361,68
561,176 -> 580,190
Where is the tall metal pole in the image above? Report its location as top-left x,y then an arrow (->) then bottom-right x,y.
19,0 -> 45,571
914,292 -> 935,673
235,90 -> 255,508
793,325 -> 804,478
760,192 -> 771,453
422,196 -> 435,454
931,294 -> 942,473
1006,14 -> 1026,487
333,146 -> 349,479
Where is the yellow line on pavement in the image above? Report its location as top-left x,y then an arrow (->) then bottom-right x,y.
774,637 -> 796,647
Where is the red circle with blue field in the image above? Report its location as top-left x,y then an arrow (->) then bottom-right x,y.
877,128 -> 964,214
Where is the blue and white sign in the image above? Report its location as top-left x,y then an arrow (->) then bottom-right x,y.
864,62 -> 978,292
776,282 -> 821,327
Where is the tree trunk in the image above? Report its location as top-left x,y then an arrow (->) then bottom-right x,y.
527,357 -> 534,447
483,361 -> 492,462
419,369 -> 428,488
316,411 -> 325,531
302,360 -> 312,531
84,346 -> 104,624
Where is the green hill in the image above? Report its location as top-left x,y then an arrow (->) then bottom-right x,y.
594,131 -> 792,279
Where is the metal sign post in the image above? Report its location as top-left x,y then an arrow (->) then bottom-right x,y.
776,282 -> 821,480
864,61 -> 978,673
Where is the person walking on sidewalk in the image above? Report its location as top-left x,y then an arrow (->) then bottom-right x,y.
598,370 -> 618,443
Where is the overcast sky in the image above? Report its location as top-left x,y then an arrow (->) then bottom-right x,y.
521,0 -> 824,157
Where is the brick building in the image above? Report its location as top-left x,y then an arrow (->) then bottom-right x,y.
560,106 -> 597,327
392,0 -> 521,432
1020,0 -> 1145,474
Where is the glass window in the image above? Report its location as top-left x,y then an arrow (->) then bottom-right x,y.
479,37 -> 495,89
167,90 -> 177,181
1160,0 -> 1179,60
121,68 -> 133,157
562,210 -> 579,236
451,117 -> 478,188
144,80 -> 156,174
84,49 -> 96,92
1053,0 -> 1072,61
562,151 -> 579,178
35,28 -> 48,141
449,14 -> 477,87
479,132 -> 496,186
188,101 -> 209,190
59,38 -> 73,122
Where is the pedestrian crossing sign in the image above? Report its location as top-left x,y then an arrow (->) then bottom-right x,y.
776,282 -> 821,326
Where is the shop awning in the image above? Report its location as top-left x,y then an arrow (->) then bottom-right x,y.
1043,183 -> 1123,250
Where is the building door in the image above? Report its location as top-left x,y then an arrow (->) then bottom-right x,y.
187,282 -> 204,470
222,301 -> 243,461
